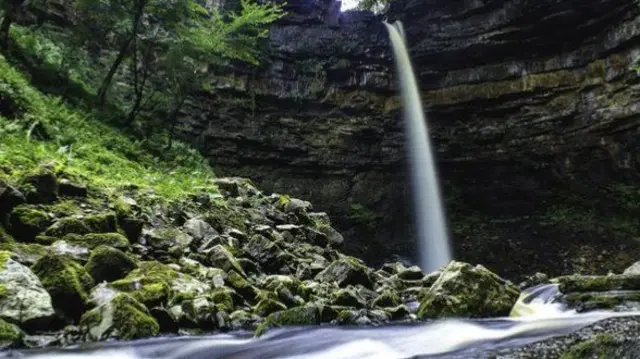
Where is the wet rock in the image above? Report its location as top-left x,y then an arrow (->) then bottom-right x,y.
0,180 -> 25,216
169,295 -> 216,329
80,292 -> 159,341
120,218 -> 144,242
183,218 -> 218,244
214,178 -> 259,198
145,228 -> 193,250
418,261 -> 520,319
283,198 -> 312,214
1,243 -> 48,266
331,286 -> 367,308
557,274 -> 640,293
315,257 -> 373,289
0,251 -> 55,330
226,270 -> 259,302
9,206 -> 51,242
57,179 -> 87,198
372,291 -> 401,308
206,245 -> 245,276
316,225 -> 343,247
256,305 -> 322,335
0,318 -> 22,349
253,298 -> 288,316
150,307 -> 179,333
243,235 -> 286,272
31,254 -> 95,320
624,262 -> 640,275
85,246 -> 137,282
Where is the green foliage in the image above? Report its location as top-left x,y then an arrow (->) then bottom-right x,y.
0,54 -> 216,200
357,0 -> 393,13
348,203 -> 382,231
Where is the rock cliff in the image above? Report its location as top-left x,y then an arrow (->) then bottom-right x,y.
177,0 -> 640,279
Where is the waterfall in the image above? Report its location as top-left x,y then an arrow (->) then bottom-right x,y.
383,21 -> 452,273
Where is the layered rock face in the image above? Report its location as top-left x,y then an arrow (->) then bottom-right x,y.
178,0 -> 640,278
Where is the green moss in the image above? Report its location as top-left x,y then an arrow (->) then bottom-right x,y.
110,261 -> 179,307
9,205 -> 51,241
49,200 -> 82,217
255,305 -> 321,336
0,250 -> 12,269
560,334 -> 618,359
31,254 -> 95,319
253,298 -> 287,316
113,198 -> 133,218
0,318 -> 22,347
227,270 -> 258,302
44,217 -> 91,237
372,291 -> 400,308
206,202 -> 247,232
564,291 -> 640,311
85,246 -> 137,282
80,293 -> 159,341
33,235 -> 58,245
0,53 -> 216,201
0,228 -> 14,244
0,243 -> 47,265
557,275 -> 640,293
210,288 -> 235,312
65,233 -> 130,249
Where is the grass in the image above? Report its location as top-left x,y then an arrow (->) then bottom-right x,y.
0,53 -> 217,201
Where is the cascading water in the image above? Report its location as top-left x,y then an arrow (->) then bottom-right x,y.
383,21 -> 452,273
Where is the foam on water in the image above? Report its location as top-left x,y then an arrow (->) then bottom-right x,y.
10,284 -> 640,359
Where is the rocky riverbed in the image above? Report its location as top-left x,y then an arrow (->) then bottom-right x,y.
2,171 -> 640,358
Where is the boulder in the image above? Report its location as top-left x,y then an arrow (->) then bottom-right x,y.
315,257 -> 373,289
85,246 -> 137,282
31,254 -> 95,320
242,235 -> 286,272
418,261 -> 520,319
8,206 -> 51,242
0,180 -> 25,217
80,292 -> 159,341
0,251 -> 55,330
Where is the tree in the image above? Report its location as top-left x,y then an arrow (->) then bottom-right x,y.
0,0 -> 26,49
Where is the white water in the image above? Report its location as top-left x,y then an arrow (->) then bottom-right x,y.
11,284 -> 640,359
383,21 -> 452,273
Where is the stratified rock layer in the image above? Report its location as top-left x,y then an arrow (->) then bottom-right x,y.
177,0 -> 640,277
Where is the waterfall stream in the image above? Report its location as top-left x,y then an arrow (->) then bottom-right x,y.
383,21 -> 452,273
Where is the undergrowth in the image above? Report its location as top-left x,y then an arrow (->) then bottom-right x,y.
0,54 -> 217,200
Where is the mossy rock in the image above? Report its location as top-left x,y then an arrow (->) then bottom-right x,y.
255,305 -> 322,336
331,287 -> 367,308
206,245 -> 246,276
557,274 -> 640,293
0,242 -> 48,266
227,270 -> 259,303
563,291 -> 640,312
372,291 -> 401,308
19,170 -> 58,204
31,254 -> 95,320
0,180 -> 26,217
9,206 -> 51,241
253,298 -> 288,316
0,228 -> 14,245
418,261 -> 520,319
206,202 -> 247,233
111,261 -> 210,308
85,246 -> 137,282
44,213 -> 117,237
64,233 -> 129,250
210,287 -> 237,312
314,257 -> 373,289
0,318 -> 22,349
559,334 -> 628,359
80,293 -> 159,341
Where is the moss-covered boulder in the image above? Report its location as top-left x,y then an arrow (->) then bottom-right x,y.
20,170 -> 58,204
66,233 -> 130,250
0,180 -> 26,217
80,292 -> 159,341
418,261 -> 520,319
31,254 -> 95,320
44,213 -> 117,237
85,246 -> 137,282
111,261 -> 210,308
206,245 -> 245,276
557,274 -> 640,293
253,298 -> 288,316
315,257 -> 373,289
559,334 -> 628,359
0,243 -> 48,266
9,206 -> 51,241
256,305 -> 322,335
331,286 -> 368,308
0,251 -> 55,330
226,270 -> 259,302
0,318 -> 22,349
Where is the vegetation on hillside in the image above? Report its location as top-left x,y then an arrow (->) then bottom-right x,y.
0,0 -> 284,199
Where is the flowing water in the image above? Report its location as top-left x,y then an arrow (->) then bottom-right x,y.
5,284 -> 640,359
383,21 -> 452,273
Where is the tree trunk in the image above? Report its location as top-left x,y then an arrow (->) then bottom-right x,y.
0,11 -> 14,49
96,0 -> 147,106
96,35 -> 134,106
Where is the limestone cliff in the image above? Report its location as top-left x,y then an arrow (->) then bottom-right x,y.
178,0 -> 640,280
